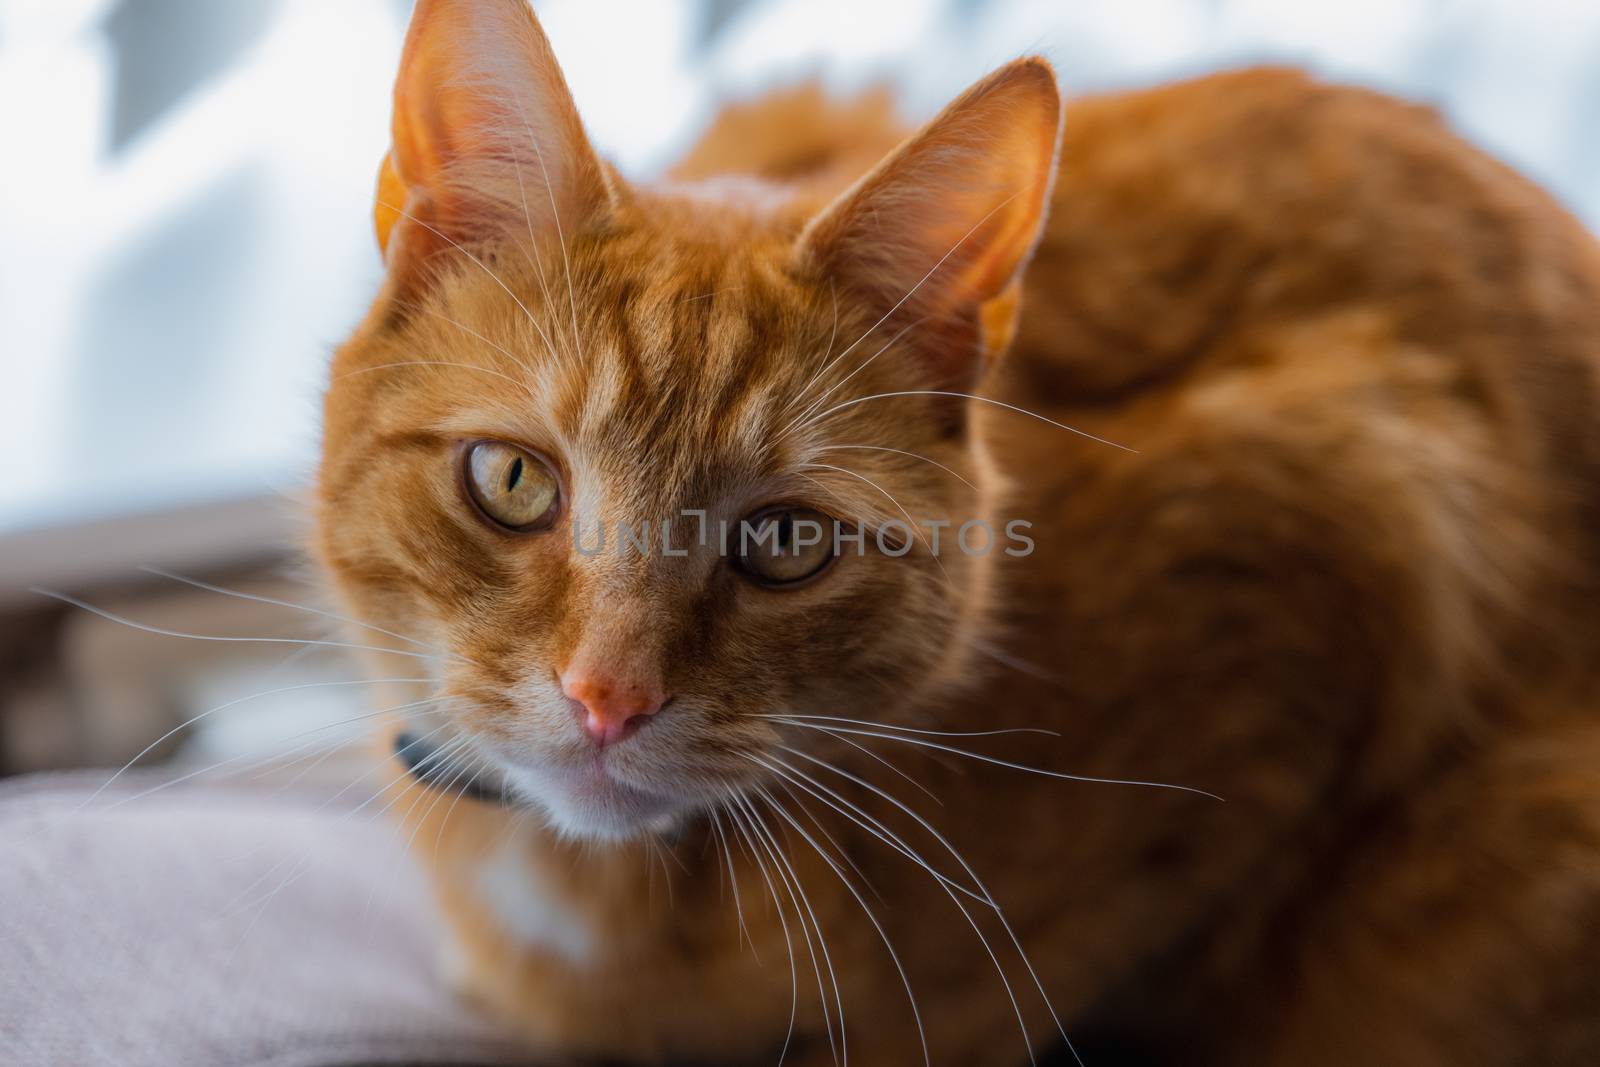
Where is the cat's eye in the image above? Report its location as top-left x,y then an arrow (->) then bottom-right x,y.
462,440 -> 561,531
734,507 -> 838,587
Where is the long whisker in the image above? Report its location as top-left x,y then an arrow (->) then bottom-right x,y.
758,756 -> 1035,1066
229,732 -> 473,947
751,754 -> 982,905
19,697 -> 449,854
646,834 -> 679,912
139,566 -> 462,663
813,444 -> 977,491
240,697 -> 445,790
403,745 -> 481,856
220,713 -> 449,905
782,280 -> 839,418
227,710 -> 457,902
305,718 -> 459,820
374,195 -> 556,359
754,785 -> 930,1067
224,848 -> 305,919
76,682 -> 437,814
244,699 -> 449,801
506,149 -> 569,365
799,462 -> 952,585
251,725 -> 371,789
434,742 -> 495,854
723,801 -> 799,1065
968,636 -> 1072,687
798,390 -> 1136,453
517,111 -> 585,368
335,358 -> 538,400
31,589 -> 449,664
779,745 -> 1087,1067
225,856 -> 316,957
762,713 -> 1058,740
767,724 -> 941,805
393,296 -> 555,386
369,742 -> 487,922
775,720 -> 1222,800
707,807 -> 757,963
780,318 -> 922,440
733,791 -> 844,1067
351,732 -> 471,827
772,780 -> 882,904
784,191 -> 1027,434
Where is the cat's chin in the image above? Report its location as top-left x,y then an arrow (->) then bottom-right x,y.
502,760 -> 689,843
394,729 -> 685,841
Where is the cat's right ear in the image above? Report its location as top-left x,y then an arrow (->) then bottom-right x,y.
375,0 -> 614,295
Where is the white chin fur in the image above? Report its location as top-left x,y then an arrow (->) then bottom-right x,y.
500,762 -> 681,842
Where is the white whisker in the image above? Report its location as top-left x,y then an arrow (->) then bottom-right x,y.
779,745 -> 1087,1066
800,390 -> 1136,453
434,744 -> 495,854
968,637 -> 1072,687
73,676 -> 434,814
772,781 -> 882,904
799,461 -> 953,585
758,757 -> 1035,1066
781,318 -> 922,440
783,191 -> 1027,437
310,719 -> 459,820
751,755 -> 981,905
777,721 -> 1221,800
813,444 -> 977,491
753,785 -> 929,1067
31,588 -> 450,664
782,280 -> 839,418
764,713 -> 1057,740
518,110 -> 585,369
336,357 -> 537,400
374,194 -> 555,359
725,799 -> 802,1065
348,732 -> 470,827
140,567 -> 462,663
394,297 -> 555,384
506,149 -> 569,365
776,725 -> 942,805
733,791 -> 843,1066
707,807 -> 757,963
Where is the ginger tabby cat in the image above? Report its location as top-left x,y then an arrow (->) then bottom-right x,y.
315,0 -> 1600,1063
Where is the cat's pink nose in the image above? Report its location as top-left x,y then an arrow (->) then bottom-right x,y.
561,670 -> 667,747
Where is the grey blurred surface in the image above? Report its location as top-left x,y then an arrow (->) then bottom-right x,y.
1,769 -> 540,1067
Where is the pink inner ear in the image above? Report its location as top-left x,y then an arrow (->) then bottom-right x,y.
795,58 -> 1061,387
377,0 -> 613,276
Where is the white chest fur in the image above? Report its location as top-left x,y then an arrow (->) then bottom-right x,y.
474,837 -> 593,965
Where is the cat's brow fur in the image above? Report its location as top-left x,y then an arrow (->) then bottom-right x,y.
317,1 -> 1600,1064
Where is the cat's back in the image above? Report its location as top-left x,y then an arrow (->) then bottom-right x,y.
1017,66 -> 1600,416
995,66 -> 1600,750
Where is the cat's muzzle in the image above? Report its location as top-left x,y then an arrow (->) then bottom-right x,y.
393,730 -> 692,841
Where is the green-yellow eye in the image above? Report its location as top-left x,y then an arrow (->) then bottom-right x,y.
734,507 -> 838,587
463,440 -> 560,531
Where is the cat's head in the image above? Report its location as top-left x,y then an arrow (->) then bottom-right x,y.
317,0 -> 1060,840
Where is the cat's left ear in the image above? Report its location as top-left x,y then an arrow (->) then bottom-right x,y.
795,58 -> 1061,391
375,0 -> 615,290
